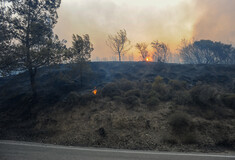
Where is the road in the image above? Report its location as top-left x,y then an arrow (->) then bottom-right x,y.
0,140 -> 234,160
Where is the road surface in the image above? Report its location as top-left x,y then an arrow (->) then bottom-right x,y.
0,140 -> 234,160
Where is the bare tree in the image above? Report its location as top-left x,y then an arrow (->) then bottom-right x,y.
106,29 -> 131,61
151,41 -> 170,63
136,43 -> 148,61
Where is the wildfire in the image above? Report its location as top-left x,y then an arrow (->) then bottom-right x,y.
92,88 -> 97,95
145,57 -> 153,62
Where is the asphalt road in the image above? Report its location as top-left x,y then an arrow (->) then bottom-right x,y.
0,140 -> 234,160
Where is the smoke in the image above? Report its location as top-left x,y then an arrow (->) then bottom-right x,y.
54,0 -> 198,60
193,0 -> 235,46
54,0 -> 235,60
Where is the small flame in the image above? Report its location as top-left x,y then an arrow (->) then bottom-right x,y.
93,89 -> 97,95
145,57 -> 153,62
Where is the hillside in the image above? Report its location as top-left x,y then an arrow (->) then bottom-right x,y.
0,62 -> 235,152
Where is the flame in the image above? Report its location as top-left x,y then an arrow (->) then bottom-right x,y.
145,57 -> 153,62
92,89 -> 97,95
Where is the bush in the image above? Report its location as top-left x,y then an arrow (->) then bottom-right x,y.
63,91 -> 80,105
102,83 -> 121,98
123,96 -> 140,107
152,76 -> 172,101
168,112 -> 197,144
169,79 -> 187,90
190,85 -> 221,107
117,79 -> 135,91
152,76 -> 164,89
168,112 -> 192,135
173,90 -> 192,105
146,96 -> 160,106
125,89 -> 141,97
222,93 -> 235,109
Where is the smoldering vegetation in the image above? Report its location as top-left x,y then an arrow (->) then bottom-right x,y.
0,62 -> 235,152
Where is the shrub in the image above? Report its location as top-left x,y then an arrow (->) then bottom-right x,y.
117,79 -> 135,91
152,76 -> 172,101
152,76 -> 164,89
123,96 -> 140,108
168,112 -> 197,144
221,93 -> 235,109
190,85 -> 221,107
169,79 -> 187,90
125,89 -> 141,97
63,91 -> 80,105
173,90 -> 192,105
146,96 -> 160,106
102,83 -> 121,98
168,112 -> 192,135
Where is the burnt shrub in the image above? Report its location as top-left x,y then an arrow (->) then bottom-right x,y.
221,93 -> 235,109
102,83 -> 121,98
190,85 -> 221,107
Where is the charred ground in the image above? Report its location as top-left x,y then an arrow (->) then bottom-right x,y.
0,62 -> 235,152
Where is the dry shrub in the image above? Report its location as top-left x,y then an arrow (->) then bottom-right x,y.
102,83 -> 121,98
222,93 -> 235,109
123,96 -> 140,108
190,85 -> 221,107
63,91 -> 80,105
168,112 -> 197,144
146,96 -> 160,106
169,79 -> 187,90
173,90 -> 192,105
125,89 -> 141,98
117,79 -> 135,91
168,112 -> 192,135
152,76 -> 171,101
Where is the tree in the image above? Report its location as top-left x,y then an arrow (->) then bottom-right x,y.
136,43 -> 148,61
0,0 -> 61,98
68,34 -> 94,87
106,29 -> 131,61
151,41 -> 170,63
0,2 -> 16,75
179,39 -> 235,64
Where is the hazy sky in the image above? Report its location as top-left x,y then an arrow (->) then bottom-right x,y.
54,0 -> 235,60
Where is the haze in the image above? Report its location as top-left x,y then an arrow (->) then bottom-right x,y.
54,0 -> 235,60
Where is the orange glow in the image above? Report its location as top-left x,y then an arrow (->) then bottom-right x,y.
92,89 -> 97,95
145,57 -> 153,62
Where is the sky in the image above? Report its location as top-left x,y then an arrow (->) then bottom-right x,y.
54,0 -> 235,61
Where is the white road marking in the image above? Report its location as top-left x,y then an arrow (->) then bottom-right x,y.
0,140 -> 234,158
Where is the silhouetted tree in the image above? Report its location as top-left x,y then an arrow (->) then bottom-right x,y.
0,0 -> 61,99
151,41 -> 170,63
179,39 -> 235,64
106,29 -> 131,61
68,34 -> 94,87
136,43 -> 148,61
